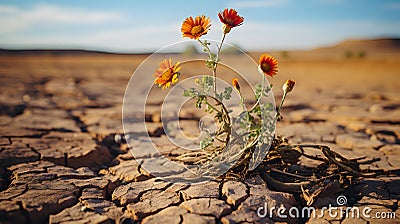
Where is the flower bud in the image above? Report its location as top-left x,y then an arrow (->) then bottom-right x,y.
283,79 -> 295,94
232,78 -> 240,91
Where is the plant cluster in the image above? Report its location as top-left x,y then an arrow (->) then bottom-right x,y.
152,8 -> 295,175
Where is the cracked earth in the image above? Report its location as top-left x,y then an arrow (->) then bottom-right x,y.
0,51 -> 399,223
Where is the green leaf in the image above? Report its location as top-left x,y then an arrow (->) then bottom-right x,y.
183,89 -> 191,97
205,53 -> 218,69
215,87 -> 232,101
204,76 -> 214,88
263,84 -> 272,97
255,83 -> 272,100
196,96 -> 205,108
223,87 -> 232,100
200,137 -> 214,149
215,93 -> 223,101
206,60 -> 215,69
254,83 -> 263,100
183,88 -> 197,98
196,76 -> 214,92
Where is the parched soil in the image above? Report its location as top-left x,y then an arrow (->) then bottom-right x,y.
0,51 -> 399,223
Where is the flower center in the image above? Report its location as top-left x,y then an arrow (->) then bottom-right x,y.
261,62 -> 271,72
161,68 -> 173,80
191,25 -> 203,36
225,18 -> 234,26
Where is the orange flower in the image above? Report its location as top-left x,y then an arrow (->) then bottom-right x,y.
153,59 -> 181,89
283,79 -> 295,94
218,8 -> 244,33
181,15 -> 211,40
232,78 -> 240,91
258,54 -> 278,77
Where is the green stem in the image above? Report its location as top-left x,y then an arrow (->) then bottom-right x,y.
198,39 -> 217,95
198,33 -> 227,97
249,75 -> 266,112
217,33 -> 226,57
203,94 -> 232,147
214,33 -> 226,95
212,69 -> 217,95
238,91 -> 246,111
198,39 -> 212,59
208,95 -> 231,123
204,100 -> 222,114
276,92 -> 287,120
197,94 -> 231,124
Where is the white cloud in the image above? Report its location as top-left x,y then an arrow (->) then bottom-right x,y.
80,24 -> 182,51
0,21 -> 183,52
0,3 -> 186,52
228,0 -> 289,9
0,5 -> 20,13
0,4 -> 124,33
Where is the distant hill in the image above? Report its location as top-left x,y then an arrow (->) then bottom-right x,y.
0,49 -> 109,56
296,38 -> 400,60
1,38 -> 399,57
315,38 -> 400,51
0,49 -> 152,56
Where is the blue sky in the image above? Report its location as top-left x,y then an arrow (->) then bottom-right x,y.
0,0 -> 399,52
